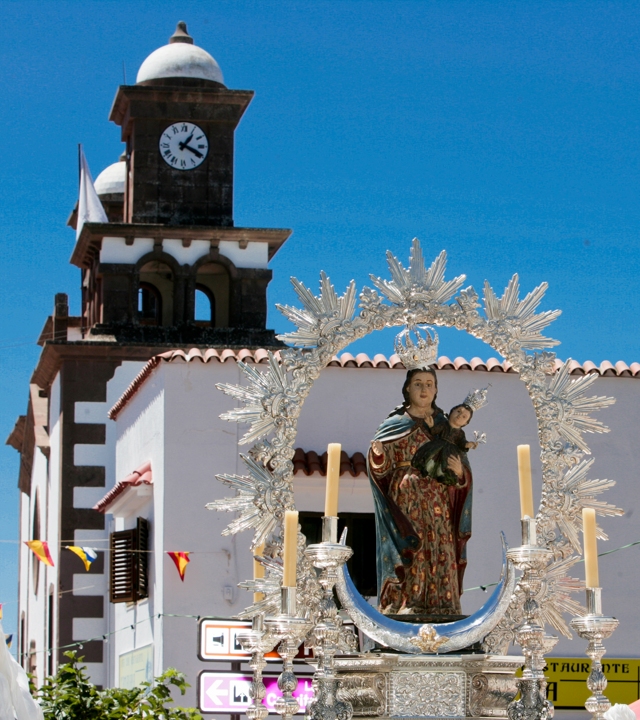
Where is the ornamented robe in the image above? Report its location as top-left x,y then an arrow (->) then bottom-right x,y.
368,410 -> 473,615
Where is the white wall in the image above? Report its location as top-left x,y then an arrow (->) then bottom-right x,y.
18,373 -> 62,684
22,447 -> 52,684
107,362 -> 164,689
162,360 -> 253,707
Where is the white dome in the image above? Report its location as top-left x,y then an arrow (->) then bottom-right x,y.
136,25 -> 224,85
94,161 -> 126,195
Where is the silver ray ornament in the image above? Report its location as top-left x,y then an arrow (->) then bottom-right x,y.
208,238 -> 617,655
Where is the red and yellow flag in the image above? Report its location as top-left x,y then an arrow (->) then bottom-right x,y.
25,540 -> 54,566
167,551 -> 190,581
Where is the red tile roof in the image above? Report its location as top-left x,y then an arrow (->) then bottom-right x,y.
292,448 -> 367,477
94,461 -> 152,513
108,347 -> 640,421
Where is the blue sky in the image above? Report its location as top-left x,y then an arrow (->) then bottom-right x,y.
2,0 -> 640,643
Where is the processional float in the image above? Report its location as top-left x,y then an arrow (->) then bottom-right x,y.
208,240 -> 622,720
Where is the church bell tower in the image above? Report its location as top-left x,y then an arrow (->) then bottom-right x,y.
72,22 -> 290,345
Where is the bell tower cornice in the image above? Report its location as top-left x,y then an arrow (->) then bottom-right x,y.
109,85 -> 254,138
71,223 -> 291,270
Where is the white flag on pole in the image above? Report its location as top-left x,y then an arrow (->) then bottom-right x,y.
76,145 -> 108,240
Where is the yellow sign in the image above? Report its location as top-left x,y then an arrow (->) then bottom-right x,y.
544,658 -> 640,709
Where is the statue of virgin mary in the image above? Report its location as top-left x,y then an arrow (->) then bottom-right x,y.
367,329 -> 473,617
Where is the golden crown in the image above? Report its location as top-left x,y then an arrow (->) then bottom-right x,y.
394,325 -> 439,370
463,386 -> 489,412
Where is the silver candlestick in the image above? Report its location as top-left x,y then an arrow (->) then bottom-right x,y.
265,586 -> 313,720
304,517 -> 354,720
507,517 -> 556,720
570,588 -> 619,720
237,614 -> 279,720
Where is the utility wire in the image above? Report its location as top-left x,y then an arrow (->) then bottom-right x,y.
4,539 -> 640,598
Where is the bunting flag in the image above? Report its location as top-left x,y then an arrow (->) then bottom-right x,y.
25,540 -> 54,566
5,635 -> 12,648
167,552 -> 191,581
0,603 -> 3,619
66,546 -> 98,572
76,145 -> 108,240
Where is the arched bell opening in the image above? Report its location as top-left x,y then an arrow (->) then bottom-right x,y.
195,285 -> 216,326
138,282 -> 163,326
138,261 -> 174,326
194,262 -> 229,327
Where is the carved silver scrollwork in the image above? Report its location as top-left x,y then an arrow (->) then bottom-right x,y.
389,671 -> 465,717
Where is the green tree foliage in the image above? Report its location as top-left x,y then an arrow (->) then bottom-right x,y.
35,652 -> 203,720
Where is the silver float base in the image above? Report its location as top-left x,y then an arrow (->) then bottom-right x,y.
330,653 -> 524,719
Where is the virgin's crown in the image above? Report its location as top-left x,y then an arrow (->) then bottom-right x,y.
395,325 -> 439,370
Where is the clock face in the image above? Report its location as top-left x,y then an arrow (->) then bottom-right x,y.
159,122 -> 209,170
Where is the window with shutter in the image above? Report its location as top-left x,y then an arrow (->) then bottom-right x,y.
135,517 -> 150,601
110,529 -> 136,603
109,518 -> 151,604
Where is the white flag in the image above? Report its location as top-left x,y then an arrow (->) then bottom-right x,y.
76,145 -> 108,240
0,618 -> 44,720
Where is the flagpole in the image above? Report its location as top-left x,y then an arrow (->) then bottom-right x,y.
78,143 -> 85,339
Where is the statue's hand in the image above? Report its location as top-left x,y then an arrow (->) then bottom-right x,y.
371,440 -> 383,456
447,455 -> 464,479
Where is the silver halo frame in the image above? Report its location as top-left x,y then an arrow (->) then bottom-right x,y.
210,239 -> 621,653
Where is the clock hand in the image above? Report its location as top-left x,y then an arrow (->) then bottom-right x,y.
181,143 -> 204,159
178,131 -> 195,150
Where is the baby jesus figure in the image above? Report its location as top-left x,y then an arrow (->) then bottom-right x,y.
411,403 -> 478,487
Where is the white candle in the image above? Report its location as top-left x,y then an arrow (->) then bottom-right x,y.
253,542 -> 265,603
517,445 -> 535,519
583,508 -> 599,589
325,443 -> 341,517
282,510 -> 298,588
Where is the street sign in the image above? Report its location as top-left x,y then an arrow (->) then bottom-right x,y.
198,619 -> 251,660
198,618 -> 285,661
199,671 -> 314,714
544,657 -> 640,708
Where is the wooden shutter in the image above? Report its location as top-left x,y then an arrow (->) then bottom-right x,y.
135,517 -> 150,601
110,529 -> 136,603
109,519 -> 151,604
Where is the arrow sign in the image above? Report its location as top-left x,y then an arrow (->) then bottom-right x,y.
199,671 -> 314,714
205,678 -> 228,706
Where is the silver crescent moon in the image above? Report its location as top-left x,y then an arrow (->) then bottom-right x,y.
335,532 -> 516,654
